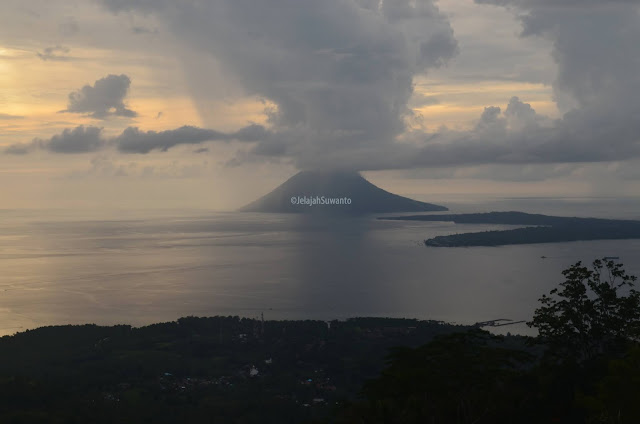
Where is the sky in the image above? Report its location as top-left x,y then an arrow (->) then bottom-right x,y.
1,0 -> 639,209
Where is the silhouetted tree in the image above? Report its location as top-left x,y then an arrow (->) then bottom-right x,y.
528,258 -> 640,364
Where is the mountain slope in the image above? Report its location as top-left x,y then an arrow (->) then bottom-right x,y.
239,170 -> 447,214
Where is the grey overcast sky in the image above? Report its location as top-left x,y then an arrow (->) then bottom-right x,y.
1,0 -> 639,209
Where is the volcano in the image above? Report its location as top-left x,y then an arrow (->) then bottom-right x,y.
239,170 -> 447,214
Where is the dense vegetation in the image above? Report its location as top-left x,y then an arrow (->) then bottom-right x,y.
1,258 -> 639,423
380,211 -> 640,246
0,316 -> 466,423
336,259 -> 640,423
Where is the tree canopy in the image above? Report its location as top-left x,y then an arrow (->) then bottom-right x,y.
528,258 -> 640,363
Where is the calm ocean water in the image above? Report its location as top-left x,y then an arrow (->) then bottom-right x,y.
1,197 -> 640,337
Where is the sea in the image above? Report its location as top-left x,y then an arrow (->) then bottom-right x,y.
1,196 -> 640,337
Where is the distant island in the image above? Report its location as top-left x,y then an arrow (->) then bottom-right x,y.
239,170 -> 447,214
381,211 -> 640,247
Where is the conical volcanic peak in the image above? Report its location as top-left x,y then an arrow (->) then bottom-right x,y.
239,170 -> 447,215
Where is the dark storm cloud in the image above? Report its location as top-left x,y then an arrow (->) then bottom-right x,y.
231,97 -> 551,169
36,45 -> 71,61
91,0 -> 640,171
246,0 -> 640,170
100,0 -> 458,165
63,74 -> 138,119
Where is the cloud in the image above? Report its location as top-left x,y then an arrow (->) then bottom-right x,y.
114,124 -> 265,153
100,0 -> 458,166
223,0 -> 640,171
5,123 -> 268,155
114,126 -> 227,153
5,125 -> 105,154
38,126 -> 105,153
36,45 -> 71,61
475,0 -> 640,109
247,89 -> 636,171
10,0 -> 632,174
407,0 -> 638,168
477,106 -> 503,129
63,74 -> 138,119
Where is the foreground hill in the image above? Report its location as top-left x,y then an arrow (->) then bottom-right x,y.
381,211 -> 640,246
239,170 -> 447,214
0,317 -> 467,424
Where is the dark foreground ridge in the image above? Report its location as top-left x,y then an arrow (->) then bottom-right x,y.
239,170 -> 447,214
0,316 -> 468,423
381,211 -> 640,246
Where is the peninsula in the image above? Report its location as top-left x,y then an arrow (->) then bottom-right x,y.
381,211 -> 640,247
